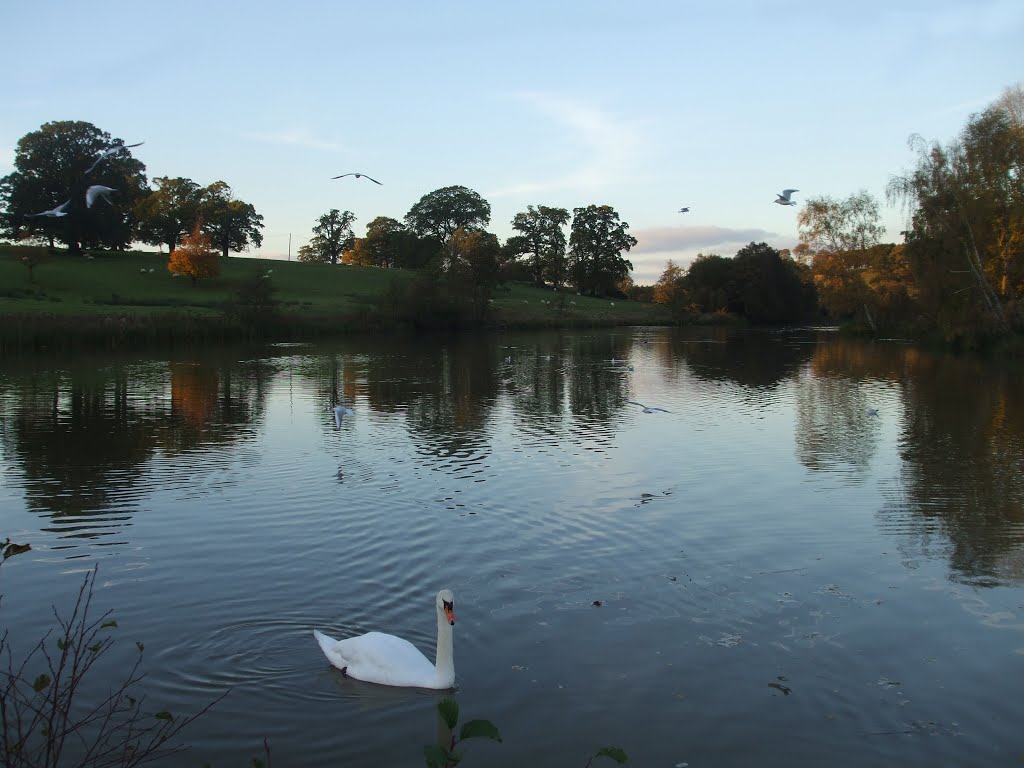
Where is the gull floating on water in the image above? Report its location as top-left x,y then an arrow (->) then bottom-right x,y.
29,200 -> 70,217
331,173 -> 382,185
84,142 -> 144,174
774,189 -> 799,206
85,185 -> 116,208
626,400 -> 671,414
866,407 -> 879,417
333,404 -> 354,427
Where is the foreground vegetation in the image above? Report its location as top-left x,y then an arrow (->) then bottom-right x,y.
0,245 -> 671,352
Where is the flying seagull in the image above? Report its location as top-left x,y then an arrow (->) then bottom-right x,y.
626,400 -> 671,414
84,142 -> 144,174
85,185 -> 116,208
678,207 -> 690,213
331,172 -> 382,185
29,200 -> 71,218
774,189 -> 799,206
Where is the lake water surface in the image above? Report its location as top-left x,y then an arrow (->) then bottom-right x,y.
1,327 -> 1022,767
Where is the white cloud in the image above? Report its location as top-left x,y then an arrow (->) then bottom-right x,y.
631,225 -> 781,254
242,128 -> 348,154
488,92 -> 646,198
627,225 -> 795,284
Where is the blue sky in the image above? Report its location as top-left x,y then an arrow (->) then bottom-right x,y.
2,0 -> 1021,283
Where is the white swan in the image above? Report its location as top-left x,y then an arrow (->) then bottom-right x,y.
313,589 -> 456,689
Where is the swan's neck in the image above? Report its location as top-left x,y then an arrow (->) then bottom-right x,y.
434,609 -> 455,685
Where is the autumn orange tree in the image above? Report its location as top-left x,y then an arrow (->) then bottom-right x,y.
168,221 -> 219,285
653,259 -> 685,305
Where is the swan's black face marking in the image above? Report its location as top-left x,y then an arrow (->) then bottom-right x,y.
443,599 -> 455,625
341,666 -> 348,676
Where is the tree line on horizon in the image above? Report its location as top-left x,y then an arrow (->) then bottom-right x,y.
2,82 -> 1021,342
0,121 -> 637,305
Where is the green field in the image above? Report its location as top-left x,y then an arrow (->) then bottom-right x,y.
0,246 -> 671,348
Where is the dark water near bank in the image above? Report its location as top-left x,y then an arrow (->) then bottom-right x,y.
1,327 -> 1022,767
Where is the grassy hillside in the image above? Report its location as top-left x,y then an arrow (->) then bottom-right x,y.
0,245 -> 671,349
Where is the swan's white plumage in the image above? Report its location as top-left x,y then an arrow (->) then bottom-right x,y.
313,589 -> 455,689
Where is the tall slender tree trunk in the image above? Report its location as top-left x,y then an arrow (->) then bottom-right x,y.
962,220 -> 1008,332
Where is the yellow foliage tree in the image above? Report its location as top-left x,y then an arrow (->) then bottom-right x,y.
653,259 -> 684,304
168,223 -> 219,285
341,238 -> 374,266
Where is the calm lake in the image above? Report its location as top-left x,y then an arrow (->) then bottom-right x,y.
1,327 -> 1022,767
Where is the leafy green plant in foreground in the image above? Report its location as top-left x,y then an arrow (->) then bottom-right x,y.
425,697 -> 502,768
424,698 -> 629,766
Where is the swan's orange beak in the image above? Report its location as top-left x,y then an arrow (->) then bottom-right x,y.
445,605 -> 455,625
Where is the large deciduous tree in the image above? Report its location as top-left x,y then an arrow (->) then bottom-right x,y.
448,227 -> 502,319
888,100 -> 1024,336
796,190 -> 886,257
199,181 -> 264,259
510,204 -> 570,287
309,209 -> 356,265
297,237 -> 330,263
0,120 -> 147,253
728,242 -> 816,324
404,186 -> 491,247
568,204 -> 636,296
796,190 -> 889,329
684,253 -> 731,313
134,176 -> 202,253
344,216 -> 437,269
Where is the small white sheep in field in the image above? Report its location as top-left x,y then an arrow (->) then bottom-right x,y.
139,267 -> 146,273
610,302 -> 615,307
148,268 -> 154,273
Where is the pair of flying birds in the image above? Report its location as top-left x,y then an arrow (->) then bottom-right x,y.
677,190 -> 798,214
28,141 -> 144,217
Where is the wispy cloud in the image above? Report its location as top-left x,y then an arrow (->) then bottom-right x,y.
631,225 -> 781,254
243,128 -> 348,154
489,92 -> 646,197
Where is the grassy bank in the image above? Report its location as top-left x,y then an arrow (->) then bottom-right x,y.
0,246 -> 671,351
